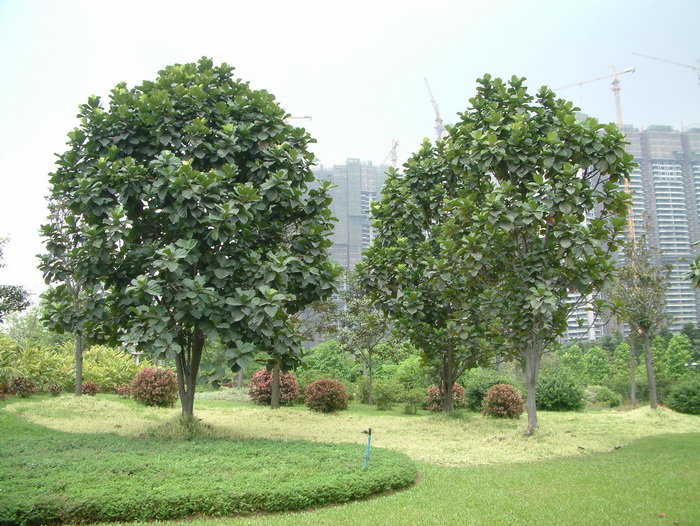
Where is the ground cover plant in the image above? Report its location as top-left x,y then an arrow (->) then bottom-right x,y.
0,400 -> 416,525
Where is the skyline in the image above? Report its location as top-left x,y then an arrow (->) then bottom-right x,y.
1,0 -> 698,299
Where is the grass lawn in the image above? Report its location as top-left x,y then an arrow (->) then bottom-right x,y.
3,395 -> 700,525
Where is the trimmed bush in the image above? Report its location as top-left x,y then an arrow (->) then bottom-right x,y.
130,367 -> 179,407
463,369 -> 513,412
10,377 -> 37,398
536,368 -> 585,411
481,384 -> 525,419
403,388 -> 424,415
304,379 -> 349,413
248,369 -> 299,406
425,383 -> 466,412
49,384 -> 62,397
585,385 -> 622,408
81,380 -> 100,396
666,378 -> 700,415
114,384 -> 131,398
373,379 -> 404,411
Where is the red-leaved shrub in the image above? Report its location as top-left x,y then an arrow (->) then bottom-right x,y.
425,383 -> 466,412
82,380 -> 100,396
114,384 -> 131,398
50,384 -> 62,396
304,379 -> 349,413
11,377 -> 38,398
130,367 -> 179,407
481,384 -> 525,419
248,369 -> 299,406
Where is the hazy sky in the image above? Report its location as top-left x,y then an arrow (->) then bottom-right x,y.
1,0 -> 698,298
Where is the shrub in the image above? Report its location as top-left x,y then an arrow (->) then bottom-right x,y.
10,377 -> 37,398
425,383 -> 466,412
585,385 -> 622,408
402,388 -> 424,415
114,384 -> 131,398
536,368 -> 585,411
481,384 -> 525,418
248,369 -> 299,406
296,369 -> 333,403
81,380 -> 100,396
373,379 -> 405,411
130,367 -> 179,407
82,345 -> 151,391
666,378 -> 700,415
392,354 -> 429,391
463,368 -> 513,412
304,379 -> 349,413
49,384 -> 62,397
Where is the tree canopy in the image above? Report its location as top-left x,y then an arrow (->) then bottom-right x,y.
40,58 -> 339,415
0,238 -> 30,323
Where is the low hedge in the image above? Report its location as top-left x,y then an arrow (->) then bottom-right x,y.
0,412 -> 417,524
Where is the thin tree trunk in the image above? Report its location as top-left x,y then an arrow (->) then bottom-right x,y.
643,333 -> 658,409
271,361 -> 281,409
630,343 -> 637,408
495,354 -> 503,374
236,369 -> 244,389
367,351 -> 374,406
175,329 -> 205,417
523,341 -> 543,436
442,343 -> 455,412
74,332 -> 83,396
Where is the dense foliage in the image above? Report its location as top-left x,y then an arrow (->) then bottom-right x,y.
40,58 -> 339,416
81,380 -> 99,396
665,378 -> 700,415
130,367 -> 179,407
248,368 -> 299,406
304,379 -> 349,413
481,384 -> 525,419
462,368 -> 513,412
10,377 -> 37,398
536,368 -> 585,411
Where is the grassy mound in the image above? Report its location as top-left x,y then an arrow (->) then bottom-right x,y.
0,411 -> 416,525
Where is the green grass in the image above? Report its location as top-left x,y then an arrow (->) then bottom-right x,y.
3,395 -> 700,525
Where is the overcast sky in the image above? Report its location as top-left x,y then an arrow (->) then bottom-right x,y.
1,0 -> 698,299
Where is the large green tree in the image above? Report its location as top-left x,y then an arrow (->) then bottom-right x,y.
439,75 -> 631,432
609,235 -> 671,409
41,58 -> 338,416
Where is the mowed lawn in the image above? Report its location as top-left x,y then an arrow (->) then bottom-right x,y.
4,396 -> 700,525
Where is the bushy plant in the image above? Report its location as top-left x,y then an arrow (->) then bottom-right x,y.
373,379 -> 404,411
402,388 -> 424,415
10,377 -> 37,398
130,367 -> 179,407
462,368 -> 513,412
82,345 -> 151,391
425,383 -> 466,412
49,384 -> 62,397
304,379 -> 349,413
248,369 -> 299,406
303,341 -> 361,383
114,384 -> 131,398
481,384 -> 525,419
392,354 -> 430,391
665,378 -> 700,415
296,369 -> 332,403
81,380 -> 100,396
536,368 -> 585,411
584,385 -> 622,408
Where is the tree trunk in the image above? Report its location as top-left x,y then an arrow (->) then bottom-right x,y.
495,354 -> 503,374
442,343 -> 455,412
271,361 -> 281,409
74,332 -> 83,396
175,329 -> 205,417
236,369 -> 244,389
367,351 -> 374,406
643,333 -> 658,409
630,343 -> 637,408
523,341 -> 543,436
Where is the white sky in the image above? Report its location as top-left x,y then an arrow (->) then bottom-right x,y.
1,0 -> 699,299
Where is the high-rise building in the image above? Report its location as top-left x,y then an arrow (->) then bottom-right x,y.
313,159 -> 388,270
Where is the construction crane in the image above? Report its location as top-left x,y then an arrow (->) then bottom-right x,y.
556,66 -> 637,242
633,52 -> 700,86
423,78 -> 443,141
381,140 -> 400,169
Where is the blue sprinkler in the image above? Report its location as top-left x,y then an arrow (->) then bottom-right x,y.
362,428 -> 372,470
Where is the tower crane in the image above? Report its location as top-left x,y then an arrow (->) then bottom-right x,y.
556,66 -> 637,243
382,140 -> 400,169
423,78 -> 443,141
633,52 -> 700,86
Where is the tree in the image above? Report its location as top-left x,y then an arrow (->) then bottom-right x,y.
582,345 -> 613,384
441,75 -> 632,433
655,333 -> 693,382
357,141 -> 494,411
0,238 -> 30,323
41,58 -> 338,417
609,235 -> 671,409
